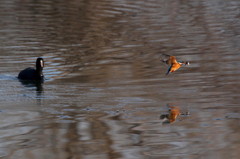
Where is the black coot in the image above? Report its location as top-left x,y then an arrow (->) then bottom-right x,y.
18,58 -> 44,81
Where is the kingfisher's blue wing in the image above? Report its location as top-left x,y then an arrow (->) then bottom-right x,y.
166,66 -> 172,75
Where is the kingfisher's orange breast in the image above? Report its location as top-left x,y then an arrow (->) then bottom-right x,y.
170,63 -> 182,72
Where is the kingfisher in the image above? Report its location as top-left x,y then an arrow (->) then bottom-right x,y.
161,54 -> 190,75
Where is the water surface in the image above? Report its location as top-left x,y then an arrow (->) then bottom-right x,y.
0,0 -> 240,159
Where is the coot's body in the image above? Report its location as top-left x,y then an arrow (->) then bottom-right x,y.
18,58 -> 44,81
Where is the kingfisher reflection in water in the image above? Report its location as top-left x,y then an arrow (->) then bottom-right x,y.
160,105 -> 190,124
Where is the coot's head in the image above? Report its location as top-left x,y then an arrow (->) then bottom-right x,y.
36,58 -> 44,70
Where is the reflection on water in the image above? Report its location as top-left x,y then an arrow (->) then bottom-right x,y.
19,80 -> 44,104
19,80 -> 43,92
0,0 -> 240,158
160,105 -> 189,124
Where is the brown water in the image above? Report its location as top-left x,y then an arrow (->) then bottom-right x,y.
0,0 -> 240,158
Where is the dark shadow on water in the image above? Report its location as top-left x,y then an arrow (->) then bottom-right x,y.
19,79 -> 44,104
19,79 -> 43,90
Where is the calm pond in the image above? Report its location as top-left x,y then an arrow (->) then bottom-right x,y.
0,0 -> 239,159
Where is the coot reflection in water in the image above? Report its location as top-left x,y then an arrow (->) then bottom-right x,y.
19,79 -> 43,93
18,79 -> 44,105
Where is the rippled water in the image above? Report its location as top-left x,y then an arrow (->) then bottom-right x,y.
0,0 -> 240,158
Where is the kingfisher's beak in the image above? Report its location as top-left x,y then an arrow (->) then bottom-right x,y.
185,62 -> 190,65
